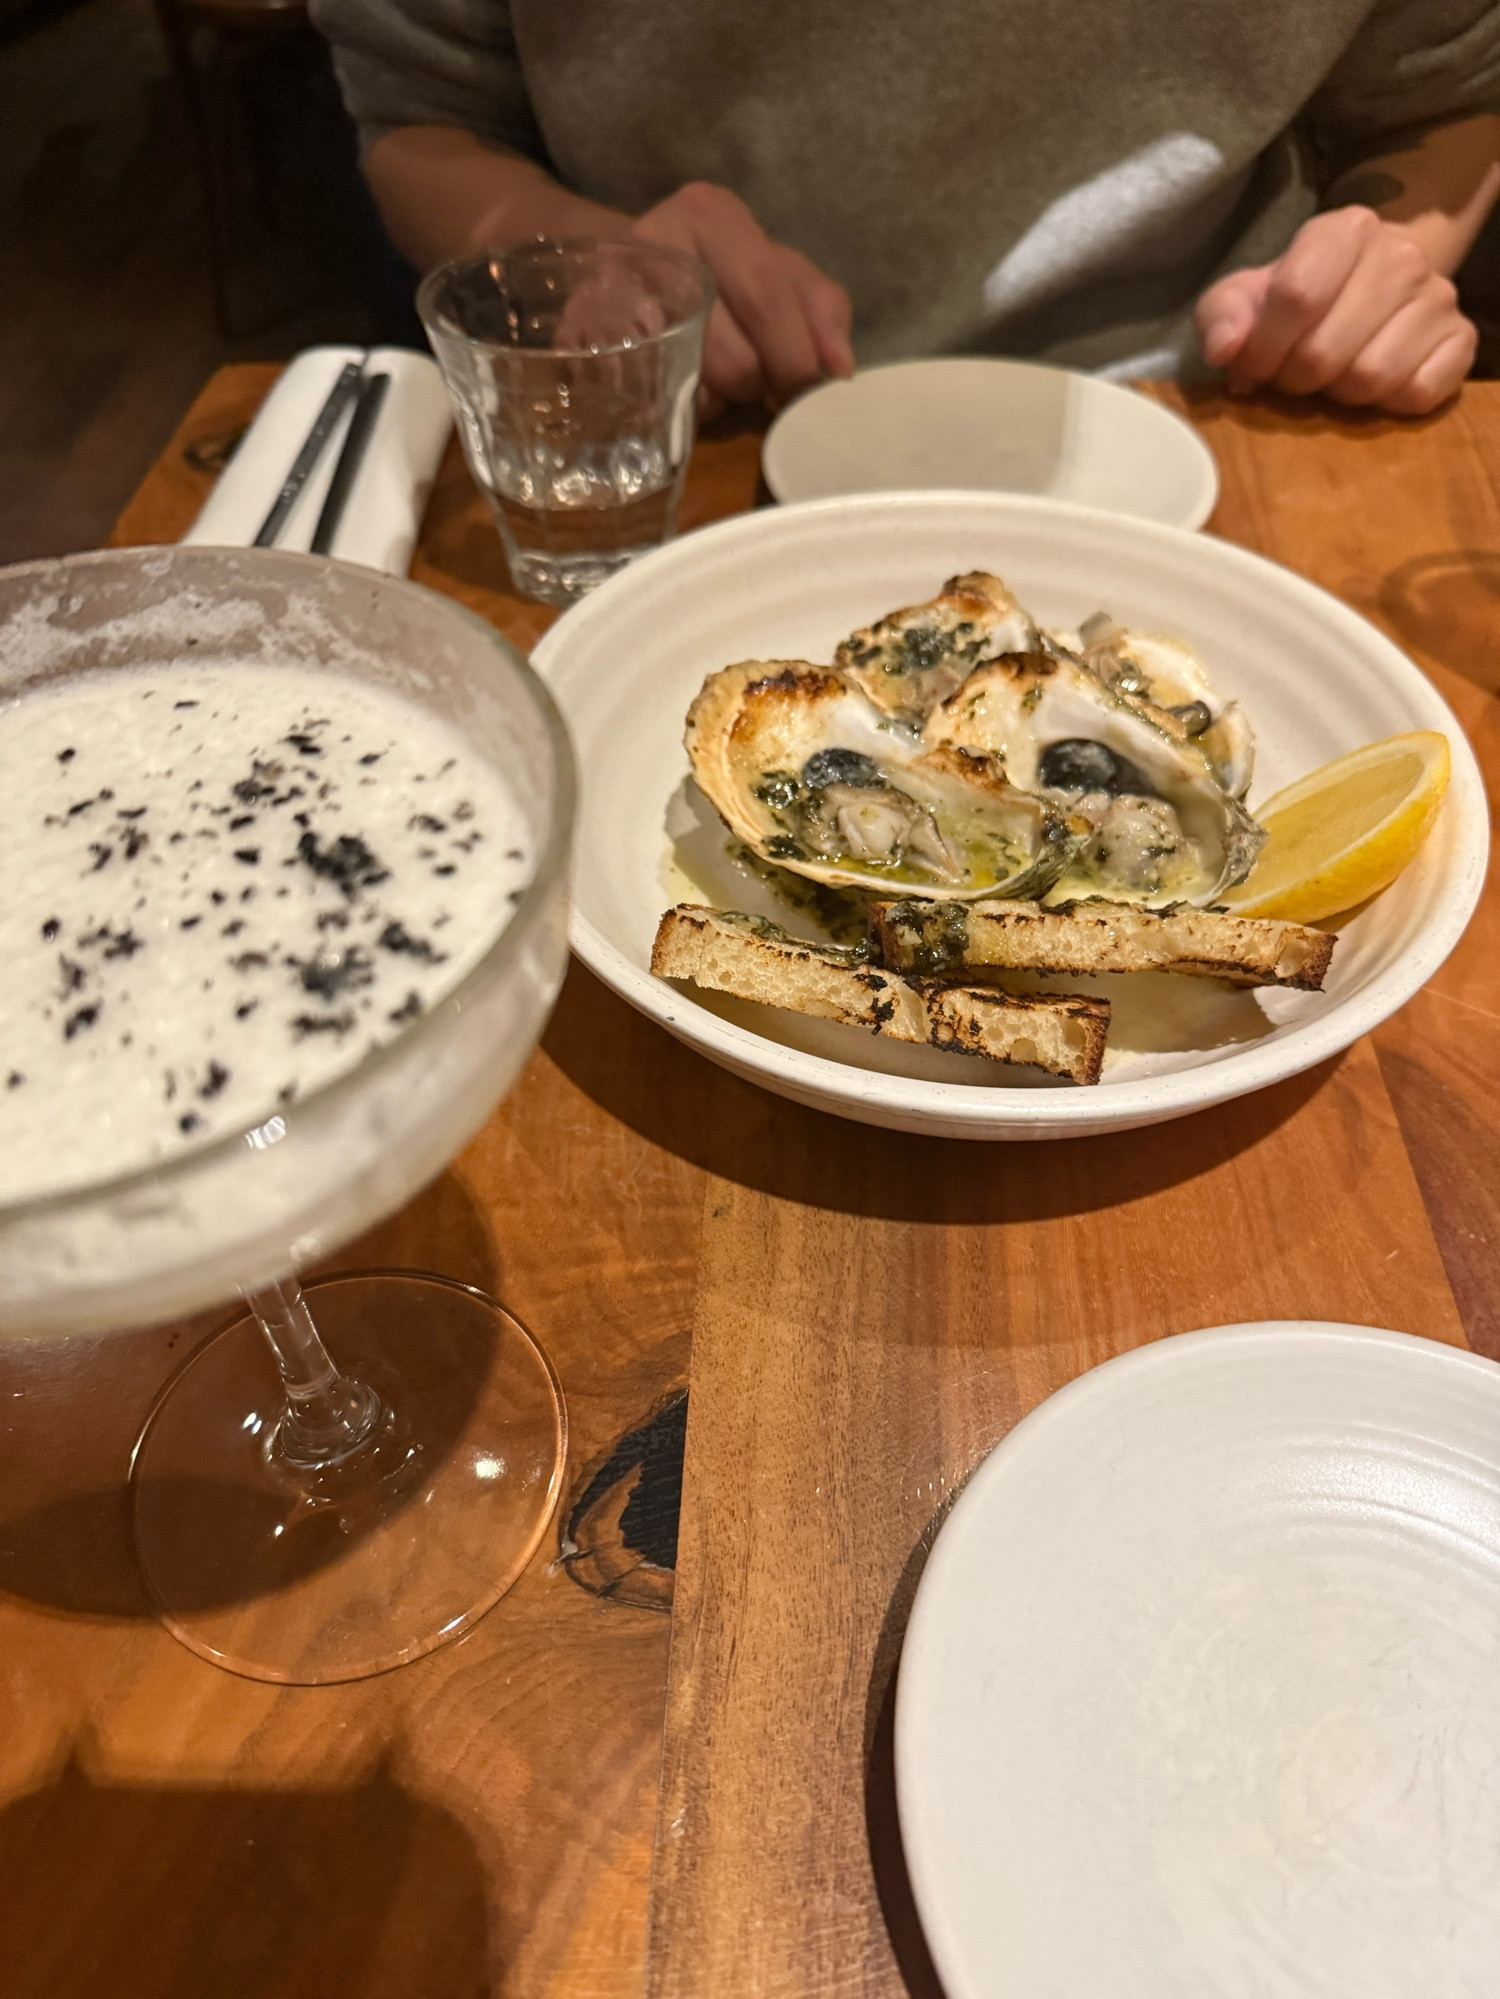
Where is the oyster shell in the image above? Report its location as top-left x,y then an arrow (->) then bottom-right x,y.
1072,615 -> 1255,799
835,571 -> 1038,727
924,649 -> 1265,906
685,660 -> 1074,900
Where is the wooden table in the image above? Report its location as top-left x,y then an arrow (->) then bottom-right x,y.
1,371 -> 1496,1998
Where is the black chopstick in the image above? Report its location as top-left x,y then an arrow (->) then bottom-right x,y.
309,372 -> 391,557
253,360 -> 364,548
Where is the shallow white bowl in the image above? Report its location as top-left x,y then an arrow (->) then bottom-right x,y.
762,358 -> 1219,529
896,1323 -> 1500,1997
531,492 -> 1486,1141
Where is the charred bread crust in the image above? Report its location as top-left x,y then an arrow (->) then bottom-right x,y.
651,905 -> 1108,1083
871,896 -> 1334,990
652,903 -> 929,1039
916,981 -> 1109,1084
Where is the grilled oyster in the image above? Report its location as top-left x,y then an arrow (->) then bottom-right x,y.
835,571 -> 1038,726
685,660 -> 1074,901
925,649 -> 1265,906
1071,614 -> 1255,799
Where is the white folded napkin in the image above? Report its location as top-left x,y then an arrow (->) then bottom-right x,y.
181,345 -> 454,576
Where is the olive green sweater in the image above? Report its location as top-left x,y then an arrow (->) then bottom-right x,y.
312,0 -> 1500,374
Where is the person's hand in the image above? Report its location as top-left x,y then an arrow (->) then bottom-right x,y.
630,182 -> 854,413
1196,206 -> 1477,416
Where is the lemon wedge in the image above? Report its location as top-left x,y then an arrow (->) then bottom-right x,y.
1223,731 -> 1451,923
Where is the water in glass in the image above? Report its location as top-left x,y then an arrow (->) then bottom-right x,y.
420,240 -> 713,605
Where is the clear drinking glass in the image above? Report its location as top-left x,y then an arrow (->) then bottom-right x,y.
419,238 -> 713,605
0,545 -> 577,1684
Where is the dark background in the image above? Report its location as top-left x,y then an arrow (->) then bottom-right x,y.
0,0 -> 396,564
3,0 -> 1499,568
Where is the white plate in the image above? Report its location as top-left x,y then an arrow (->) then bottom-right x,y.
895,1323 -> 1500,1999
762,359 -> 1219,529
531,491 -> 1486,1141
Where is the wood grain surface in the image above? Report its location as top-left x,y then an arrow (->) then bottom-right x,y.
5,370 -> 744,1999
645,388 -> 1500,1998
0,366 -> 1488,1999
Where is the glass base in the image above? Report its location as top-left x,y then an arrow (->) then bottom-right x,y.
503,540 -> 655,605
130,1271 -> 567,1685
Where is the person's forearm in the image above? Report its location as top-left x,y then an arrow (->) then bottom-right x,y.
1327,114 -> 1500,275
365,126 -> 631,270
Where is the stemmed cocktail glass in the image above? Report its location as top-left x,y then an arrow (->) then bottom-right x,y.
0,546 -> 576,1683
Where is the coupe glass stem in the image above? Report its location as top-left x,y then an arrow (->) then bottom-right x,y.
247,1276 -> 384,1470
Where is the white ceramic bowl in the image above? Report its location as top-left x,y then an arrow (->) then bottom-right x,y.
531,492 -> 1486,1141
762,358 -> 1219,529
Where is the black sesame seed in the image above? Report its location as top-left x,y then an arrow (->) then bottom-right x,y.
57,747 -> 75,763
290,946 -> 374,1001
180,916 -> 202,930
231,763 -> 280,806
232,846 -> 260,865
291,1011 -> 353,1038
378,921 -> 444,964
198,1061 -> 230,1099
6,1071 -> 24,1089
63,1004 -> 100,1039
234,999 -> 259,1020
178,1112 -> 202,1133
41,918 -> 60,941
296,829 -> 388,897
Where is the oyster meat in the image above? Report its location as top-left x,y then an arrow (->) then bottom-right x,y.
835,570 -> 1038,726
1071,614 -> 1255,799
685,659 -> 1074,900
925,648 -> 1265,906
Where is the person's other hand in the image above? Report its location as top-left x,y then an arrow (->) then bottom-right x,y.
1196,206 -> 1477,416
630,182 -> 854,413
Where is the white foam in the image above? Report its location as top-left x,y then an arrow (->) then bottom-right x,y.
0,659 -> 529,1203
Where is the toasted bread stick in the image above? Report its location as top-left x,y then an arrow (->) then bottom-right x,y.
651,905 -> 1110,1085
